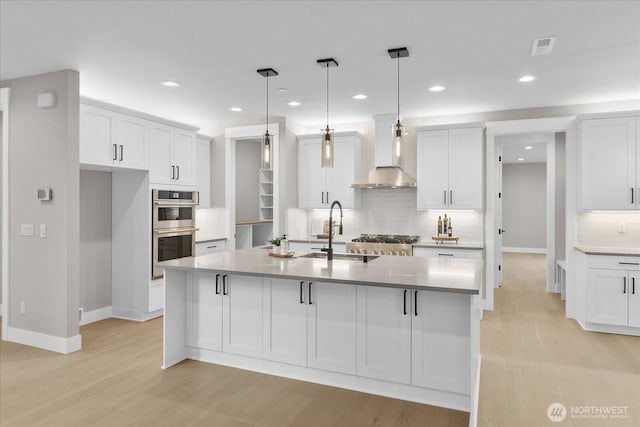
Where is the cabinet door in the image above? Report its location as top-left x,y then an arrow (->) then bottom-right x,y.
629,273 -> 640,327
196,138 -> 211,208
580,118 -> 636,210
117,115 -> 148,170
587,268 -> 629,326
172,129 -> 196,186
222,275 -> 263,357
413,247 -> 483,260
307,281 -> 357,374
356,286 -> 411,384
448,128 -> 483,209
412,290 -> 471,394
326,136 -> 358,208
298,139 -> 325,208
417,130 -> 449,209
187,273 -> 223,351
80,104 -> 116,167
149,123 -> 174,184
263,279 -> 307,366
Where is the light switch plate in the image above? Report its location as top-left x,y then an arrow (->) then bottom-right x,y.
20,224 -> 34,237
40,224 -> 47,238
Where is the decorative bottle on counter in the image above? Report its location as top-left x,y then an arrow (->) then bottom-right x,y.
443,214 -> 448,236
437,216 -> 443,236
280,234 -> 289,254
448,217 -> 453,237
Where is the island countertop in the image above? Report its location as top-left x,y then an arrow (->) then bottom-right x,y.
159,248 -> 481,294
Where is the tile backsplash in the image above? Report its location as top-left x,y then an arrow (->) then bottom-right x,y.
577,211 -> 640,248
287,188 -> 484,243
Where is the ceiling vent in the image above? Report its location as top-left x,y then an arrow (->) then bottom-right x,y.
530,37 -> 556,56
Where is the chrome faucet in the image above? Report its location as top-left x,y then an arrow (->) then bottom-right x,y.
321,200 -> 343,261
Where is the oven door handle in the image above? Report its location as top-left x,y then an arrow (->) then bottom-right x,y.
153,201 -> 198,207
154,228 -> 197,235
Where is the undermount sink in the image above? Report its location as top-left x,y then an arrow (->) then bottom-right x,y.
300,252 -> 379,262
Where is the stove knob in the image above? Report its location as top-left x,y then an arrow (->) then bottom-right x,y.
393,251 -> 399,256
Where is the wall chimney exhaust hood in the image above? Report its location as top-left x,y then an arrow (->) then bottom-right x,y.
351,114 -> 417,189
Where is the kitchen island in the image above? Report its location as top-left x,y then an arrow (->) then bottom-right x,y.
160,248 -> 482,427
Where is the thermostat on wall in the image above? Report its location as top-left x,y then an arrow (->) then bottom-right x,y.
37,188 -> 52,201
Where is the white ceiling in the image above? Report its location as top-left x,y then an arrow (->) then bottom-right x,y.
497,133 -> 551,164
1,1 -> 639,135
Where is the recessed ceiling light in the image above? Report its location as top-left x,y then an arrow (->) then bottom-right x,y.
525,146 -> 533,150
278,88 -> 288,92
288,101 -> 301,106
519,75 -> 536,83
230,107 -> 242,112
517,157 -> 525,161
161,80 -> 181,87
352,94 -> 368,100
429,85 -> 446,92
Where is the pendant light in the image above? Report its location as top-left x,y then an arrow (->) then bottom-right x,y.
388,47 -> 409,167
257,67 -> 278,170
317,58 -> 338,168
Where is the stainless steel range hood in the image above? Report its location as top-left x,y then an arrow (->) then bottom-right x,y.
351,114 -> 416,189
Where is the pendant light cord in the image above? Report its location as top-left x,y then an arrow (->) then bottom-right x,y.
326,64 -> 330,128
266,74 -> 269,134
397,56 -> 400,122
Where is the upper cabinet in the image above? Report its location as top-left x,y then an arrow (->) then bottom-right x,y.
149,123 -> 196,186
80,104 -> 148,170
416,126 -> 484,210
195,136 -> 211,208
298,132 -> 361,209
579,115 -> 639,210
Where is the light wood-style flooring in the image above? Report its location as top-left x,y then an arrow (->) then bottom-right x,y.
1,253 -> 638,426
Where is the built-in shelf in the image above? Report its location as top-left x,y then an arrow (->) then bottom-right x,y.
259,169 -> 273,221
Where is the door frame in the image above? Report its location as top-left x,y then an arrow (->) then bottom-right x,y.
225,123 -> 280,250
484,116 -> 576,311
1,87 -> 10,338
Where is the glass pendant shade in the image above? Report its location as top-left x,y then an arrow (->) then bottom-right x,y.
321,126 -> 334,168
392,120 -> 404,167
262,131 -> 272,170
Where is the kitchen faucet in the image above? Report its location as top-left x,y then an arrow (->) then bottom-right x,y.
321,200 -> 343,261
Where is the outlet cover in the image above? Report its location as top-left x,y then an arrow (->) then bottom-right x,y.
20,224 -> 34,237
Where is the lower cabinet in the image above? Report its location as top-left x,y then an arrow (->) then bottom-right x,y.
222,274 -> 263,357
187,273 -> 223,351
413,246 -> 483,260
587,267 -> 640,327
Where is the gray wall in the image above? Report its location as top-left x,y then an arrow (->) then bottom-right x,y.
503,163 -> 547,249
555,133 -> 566,261
0,112 -> 2,306
235,139 -> 261,221
1,70 -> 80,338
80,170 -> 112,312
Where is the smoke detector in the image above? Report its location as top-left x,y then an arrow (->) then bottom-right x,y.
531,37 -> 556,56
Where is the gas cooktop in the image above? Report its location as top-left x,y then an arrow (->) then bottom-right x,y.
351,234 -> 420,244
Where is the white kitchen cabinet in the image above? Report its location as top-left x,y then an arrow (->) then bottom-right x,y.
187,272 -> 223,351
195,136 -> 211,208
262,279 -> 308,366
416,126 -> 483,210
579,116 -> 639,210
586,255 -> 640,327
307,281 -> 357,374
149,122 -> 196,186
411,290 -> 471,394
356,286 -> 411,384
413,247 -> 484,260
298,133 -> 361,209
222,274 -> 263,358
195,240 -> 227,256
80,104 -> 148,170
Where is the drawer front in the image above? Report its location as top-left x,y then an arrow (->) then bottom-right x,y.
587,255 -> 640,271
148,282 -> 164,312
413,247 -> 483,260
196,240 -> 227,255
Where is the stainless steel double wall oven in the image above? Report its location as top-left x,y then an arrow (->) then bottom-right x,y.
152,189 -> 198,279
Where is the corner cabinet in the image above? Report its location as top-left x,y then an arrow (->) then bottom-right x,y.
578,114 -> 640,210
80,104 -> 149,170
149,123 -> 196,186
416,125 -> 484,210
297,132 -> 362,209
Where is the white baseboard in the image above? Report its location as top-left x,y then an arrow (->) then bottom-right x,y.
79,306 -> 112,326
6,326 -> 81,354
502,247 -> 547,254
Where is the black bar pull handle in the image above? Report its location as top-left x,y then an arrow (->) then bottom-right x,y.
215,274 -> 220,295
171,165 -> 175,180
112,144 -> 117,161
300,281 -> 304,304
450,190 -> 453,205
633,277 -> 636,295
443,190 -> 447,205
619,262 -> 640,266
308,282 -> 313,305
119,144 -> 123,161
403,289 -> 407,315
414,290 -> 418,316
623,277 -> 627,294
176,165 -> 180,180
222,274 -> 228,295
632,187 -> 634,204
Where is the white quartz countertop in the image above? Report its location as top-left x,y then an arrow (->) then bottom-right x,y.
159,248 -> 481,294
575,246 -> 640,256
